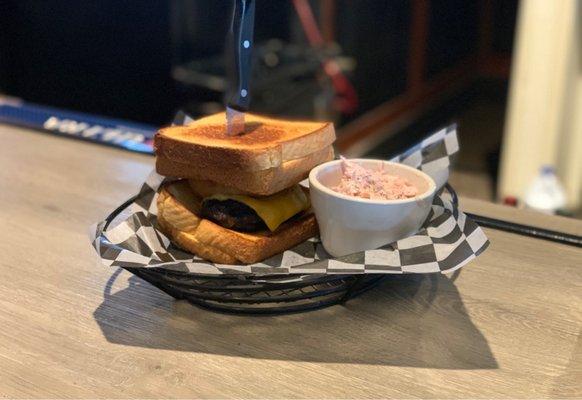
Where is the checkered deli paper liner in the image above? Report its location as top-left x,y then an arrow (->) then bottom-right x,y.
90,121 -> 489,276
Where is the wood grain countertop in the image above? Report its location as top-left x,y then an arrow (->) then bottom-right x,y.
0,124 -> 580,399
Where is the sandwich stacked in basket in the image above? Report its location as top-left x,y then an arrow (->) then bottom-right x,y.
154,112 -> 335,264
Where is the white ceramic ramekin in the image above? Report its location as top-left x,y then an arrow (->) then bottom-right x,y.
309,159 -> 436,257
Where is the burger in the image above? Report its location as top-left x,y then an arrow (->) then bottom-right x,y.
154,112 -> 335,264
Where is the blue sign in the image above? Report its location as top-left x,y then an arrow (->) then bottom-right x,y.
0,96 -> 157,154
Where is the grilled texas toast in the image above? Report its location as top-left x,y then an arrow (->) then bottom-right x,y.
154,112 -> 335,172
156,145 -> 334,196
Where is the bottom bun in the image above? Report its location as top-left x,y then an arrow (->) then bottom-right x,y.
157,181 -> 318,264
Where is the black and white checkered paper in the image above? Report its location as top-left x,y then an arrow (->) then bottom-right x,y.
90,123 -> 488,276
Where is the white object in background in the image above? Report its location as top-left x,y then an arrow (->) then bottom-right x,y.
499,0 -> 582,210
524,166 -> 567,214
309,159 -> 436,257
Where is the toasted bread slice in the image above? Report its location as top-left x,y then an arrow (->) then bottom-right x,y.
187,179 -> 248,197
156,145 -> 334,196
154,112 -> 335,172
157,181 -> 318,264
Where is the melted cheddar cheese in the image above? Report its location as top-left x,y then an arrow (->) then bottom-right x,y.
206,185 -> 309,231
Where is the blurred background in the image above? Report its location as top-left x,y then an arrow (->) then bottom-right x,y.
1,0 -> 580,217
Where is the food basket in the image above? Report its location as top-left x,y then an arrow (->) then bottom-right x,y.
90,123 -> 489,315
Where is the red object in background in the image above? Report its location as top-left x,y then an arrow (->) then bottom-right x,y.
291,0 -> 359,114
503,196 -> 518,207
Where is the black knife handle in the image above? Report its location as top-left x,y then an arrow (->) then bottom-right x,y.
226,0 -> 255,111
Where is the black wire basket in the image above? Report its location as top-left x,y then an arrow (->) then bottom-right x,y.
100,184 -> 469,315
103,194 -> 391,315
125,267 -> 386,315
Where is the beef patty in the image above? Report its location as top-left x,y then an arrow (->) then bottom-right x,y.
200,199 -> 266,232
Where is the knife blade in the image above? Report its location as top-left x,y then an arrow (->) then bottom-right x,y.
225,0 -> 255,136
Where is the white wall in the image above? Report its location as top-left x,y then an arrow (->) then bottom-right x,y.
499,0 -> 582,211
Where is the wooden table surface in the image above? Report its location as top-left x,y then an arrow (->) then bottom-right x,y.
0,124 -> 581,399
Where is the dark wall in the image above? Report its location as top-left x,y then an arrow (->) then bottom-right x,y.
1,0 -> 176,125
427,0 -> 479,78
171,0 -> 292,62
0,0 -> 516,126
0,0 -> 294,126
492,0 -> 518,53
336,0 -> 410,114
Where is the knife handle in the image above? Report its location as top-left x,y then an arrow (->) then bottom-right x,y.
226,0 -> 255,111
